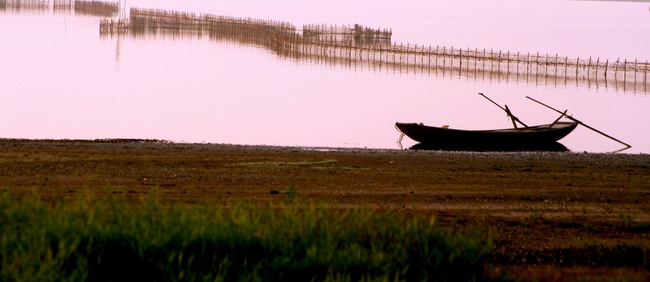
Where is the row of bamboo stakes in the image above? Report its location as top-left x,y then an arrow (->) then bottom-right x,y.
4,0 -> 647,93
100,8 -> 649,93
1,0 -> 117,16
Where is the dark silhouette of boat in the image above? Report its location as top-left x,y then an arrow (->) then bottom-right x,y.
394,94 -> 631,152
408,141 -> 569,152
395,122 -> 578,150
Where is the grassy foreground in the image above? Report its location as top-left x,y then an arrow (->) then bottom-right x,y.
0,191 -> 492,281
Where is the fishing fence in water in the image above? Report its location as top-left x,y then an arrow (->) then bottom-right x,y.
100,8 -> 648,93
1,0 -> 117,16
10,1 -> 641,93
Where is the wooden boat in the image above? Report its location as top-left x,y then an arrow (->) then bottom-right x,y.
395,121 -> 578,148
394,94 -> 629,151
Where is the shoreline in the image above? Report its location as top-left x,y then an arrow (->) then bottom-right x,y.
2,137 -> 647,156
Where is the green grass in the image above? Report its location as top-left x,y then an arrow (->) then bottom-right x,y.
0,190 -> 492,281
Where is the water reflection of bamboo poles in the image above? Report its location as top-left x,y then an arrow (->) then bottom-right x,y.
100,8 -> 649,93
95,8 -> 636,94
1,0 -> 74,7
6,1 -> 645,93
74,1 -> 117,17
1,0 -> 115,13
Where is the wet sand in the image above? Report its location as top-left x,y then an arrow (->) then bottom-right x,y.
1,139 -> 649,280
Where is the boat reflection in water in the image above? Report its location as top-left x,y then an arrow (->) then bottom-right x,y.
408,141 -> 569,152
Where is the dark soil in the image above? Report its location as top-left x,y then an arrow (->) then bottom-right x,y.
1,139 -> 649,280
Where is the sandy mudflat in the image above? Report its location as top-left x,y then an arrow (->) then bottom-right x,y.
1,139 -> 649,280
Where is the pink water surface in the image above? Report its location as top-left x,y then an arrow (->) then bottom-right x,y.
1,1 -> 648,153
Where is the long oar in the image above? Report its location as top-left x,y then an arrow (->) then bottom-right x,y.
526,96 -> 631,148
478,93 -> 528,128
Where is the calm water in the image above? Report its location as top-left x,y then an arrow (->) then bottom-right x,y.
1,0 -> 649,153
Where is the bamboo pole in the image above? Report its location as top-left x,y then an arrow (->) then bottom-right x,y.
482,49 -> 486,73
516,52 -> 520,75
442,46 -> 446,68
459,48 -> 463,76
435,45 -> 439,66
479,93 -> 528,128
536,51 -> 540,75
643,60 -> 648,92
634,59 -> 637,85
540,53 -> 547,84
506,51 -> 510,76
428,46 -> 431,69
475,48 -> 479,77
523,52 -> 530,76
489,49 -> 494,75
526,96 -> 631,148
623,59 -> 627,85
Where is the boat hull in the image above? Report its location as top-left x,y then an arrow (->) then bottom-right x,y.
408,141 -> 569,152
395,121 -> 578,148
